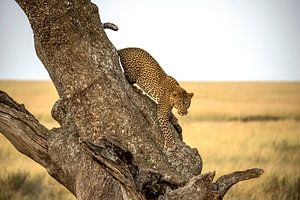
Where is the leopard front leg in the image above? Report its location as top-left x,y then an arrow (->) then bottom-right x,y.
170,113 -> 183,141
157,101 -> 176,151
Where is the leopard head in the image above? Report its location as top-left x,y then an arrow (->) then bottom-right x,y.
171,88 -> 194,116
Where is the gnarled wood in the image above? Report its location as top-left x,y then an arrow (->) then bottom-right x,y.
212,168 -> 264,200
0,91 -> 50,168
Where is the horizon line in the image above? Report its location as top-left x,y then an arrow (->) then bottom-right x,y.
0,79 -> 299,82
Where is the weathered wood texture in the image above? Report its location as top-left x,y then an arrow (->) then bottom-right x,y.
0,0 -> 263,199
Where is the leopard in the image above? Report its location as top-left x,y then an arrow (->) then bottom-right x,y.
118,47 -> 193,151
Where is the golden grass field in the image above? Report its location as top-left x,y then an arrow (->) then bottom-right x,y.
0,81 -> 299,200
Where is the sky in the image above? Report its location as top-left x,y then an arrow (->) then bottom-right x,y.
0,0 -> 299,81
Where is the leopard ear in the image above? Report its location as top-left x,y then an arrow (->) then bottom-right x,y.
188,93 -> 194,98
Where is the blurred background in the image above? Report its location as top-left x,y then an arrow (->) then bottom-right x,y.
1,0 -> 300,81
0,0 -> 299,199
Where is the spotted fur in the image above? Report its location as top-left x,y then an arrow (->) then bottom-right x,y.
118,48 -> 193,151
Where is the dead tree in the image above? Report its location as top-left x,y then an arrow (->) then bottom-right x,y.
0,0 -> 263,199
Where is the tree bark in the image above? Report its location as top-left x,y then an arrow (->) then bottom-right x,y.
0,0 -> 263,199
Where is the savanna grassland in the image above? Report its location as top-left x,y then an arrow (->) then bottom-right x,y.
0,81 -> 299,200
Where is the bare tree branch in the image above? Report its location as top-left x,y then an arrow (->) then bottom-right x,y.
212,168 -> 264,200
0,91 -> 50,168
103,22 -> 119,31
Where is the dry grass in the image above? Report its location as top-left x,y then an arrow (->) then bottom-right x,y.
180,82 -> 300,121
0,81 -> 299,199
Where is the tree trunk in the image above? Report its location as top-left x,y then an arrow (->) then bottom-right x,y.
0,0 -> 263,199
